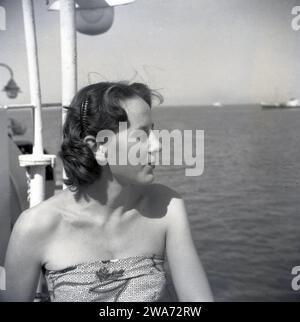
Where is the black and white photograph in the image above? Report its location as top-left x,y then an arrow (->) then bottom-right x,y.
0,0 -> 300,304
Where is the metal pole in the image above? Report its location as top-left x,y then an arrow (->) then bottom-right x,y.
60,0 -> 77,123
59,0 -> 77,187
22,0 -> 43,157
3,103 -> 62,109
21,0 -> 56,301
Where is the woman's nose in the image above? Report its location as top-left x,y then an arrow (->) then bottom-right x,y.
148,130 -> 161,154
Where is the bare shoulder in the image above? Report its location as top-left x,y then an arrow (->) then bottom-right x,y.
11,193 -> 63,244
5,193 -> 65,271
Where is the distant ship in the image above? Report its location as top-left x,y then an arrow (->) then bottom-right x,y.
212,101 -> 223,107
286,98 -> 300,108
260,102 -> 281,109
261,98 -> 300,109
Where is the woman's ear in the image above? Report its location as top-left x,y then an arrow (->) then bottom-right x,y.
83,135 -> 97,151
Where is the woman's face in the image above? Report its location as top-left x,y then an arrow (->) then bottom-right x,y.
97,96 -> 161,185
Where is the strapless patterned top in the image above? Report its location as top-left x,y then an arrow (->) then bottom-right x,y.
43,254 -> 170,302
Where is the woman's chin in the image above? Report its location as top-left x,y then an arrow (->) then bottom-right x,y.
143,166 -> 155,181
136,171 -> 155,185
144,173 -> 155,184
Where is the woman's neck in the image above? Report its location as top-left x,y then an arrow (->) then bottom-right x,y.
66,166 -> 142,218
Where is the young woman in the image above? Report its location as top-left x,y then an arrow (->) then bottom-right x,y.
3,82 -> 213,302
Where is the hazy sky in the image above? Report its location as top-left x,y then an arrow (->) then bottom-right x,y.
0,0 -> 300,106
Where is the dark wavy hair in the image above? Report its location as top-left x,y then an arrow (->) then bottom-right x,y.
58,81 -> 162,190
